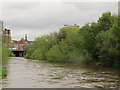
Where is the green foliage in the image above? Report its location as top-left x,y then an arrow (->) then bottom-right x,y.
0,24 -> 12,79
95,14 -> 120,67
46,45 -> 68,63
8,49 -> 15,57
0,29 -> 13,67
98,12 -> 114,31
0,67 -> 7,79
2,46 -> 9,67
25,12 -> 120,68
1,46 -> 14,67
0,46 -> 8,79
46,39 -> 75,63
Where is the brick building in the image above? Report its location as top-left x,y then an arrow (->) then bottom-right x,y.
9,34 -> 32,51
3,29 -> 11,43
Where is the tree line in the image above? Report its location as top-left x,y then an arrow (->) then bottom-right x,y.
25,12 -> 120,68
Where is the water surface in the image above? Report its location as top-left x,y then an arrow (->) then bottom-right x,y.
2,57 -> 119,88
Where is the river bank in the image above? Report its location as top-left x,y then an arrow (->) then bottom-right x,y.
2,57 -> 119,88
0,67 -> 7,80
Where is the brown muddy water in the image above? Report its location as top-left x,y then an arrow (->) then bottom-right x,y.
2,57 -> 119,88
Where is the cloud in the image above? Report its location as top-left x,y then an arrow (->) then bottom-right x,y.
2,2 -> 118,41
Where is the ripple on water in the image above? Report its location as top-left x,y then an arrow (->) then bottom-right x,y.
2,57 -> 119,88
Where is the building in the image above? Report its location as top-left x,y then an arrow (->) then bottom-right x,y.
62,24 -> 80,28
9,34 -> 31,51
73,24 -> 80,28
3,29 -> 11,43
2,29 -> 33,51
3,29 -> 11,47
2,28 -> 32,57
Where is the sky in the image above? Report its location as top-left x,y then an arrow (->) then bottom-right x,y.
1,2 -> 118,41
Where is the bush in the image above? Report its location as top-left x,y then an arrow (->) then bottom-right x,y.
0,67 -> 7,79
25,12 -> 120,68
2,47 -> 9,67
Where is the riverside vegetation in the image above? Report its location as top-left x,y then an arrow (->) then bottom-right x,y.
0,31 -> 15,80
0,46 -> 8,79
0,46 -> 15,79
25,12 -> 120,68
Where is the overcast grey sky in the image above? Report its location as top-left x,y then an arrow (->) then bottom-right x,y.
2,2 -> 118,41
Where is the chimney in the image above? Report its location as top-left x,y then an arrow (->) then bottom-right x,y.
25,34 -> 27,42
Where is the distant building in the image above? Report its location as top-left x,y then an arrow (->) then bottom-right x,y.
10,34 -> 32,51
3,29 -> 11,47
73,24 -> 80,28
62,24 -> 80,28
3,29 -> 11,43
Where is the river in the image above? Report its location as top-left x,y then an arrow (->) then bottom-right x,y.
2,57 -> 119,88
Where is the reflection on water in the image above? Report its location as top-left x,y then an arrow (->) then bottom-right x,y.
2,57 -> 119,88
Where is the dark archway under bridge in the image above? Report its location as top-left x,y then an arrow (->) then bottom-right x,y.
11,50 -> 26,57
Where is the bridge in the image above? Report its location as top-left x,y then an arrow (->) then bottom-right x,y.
10,49 -> 27,57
